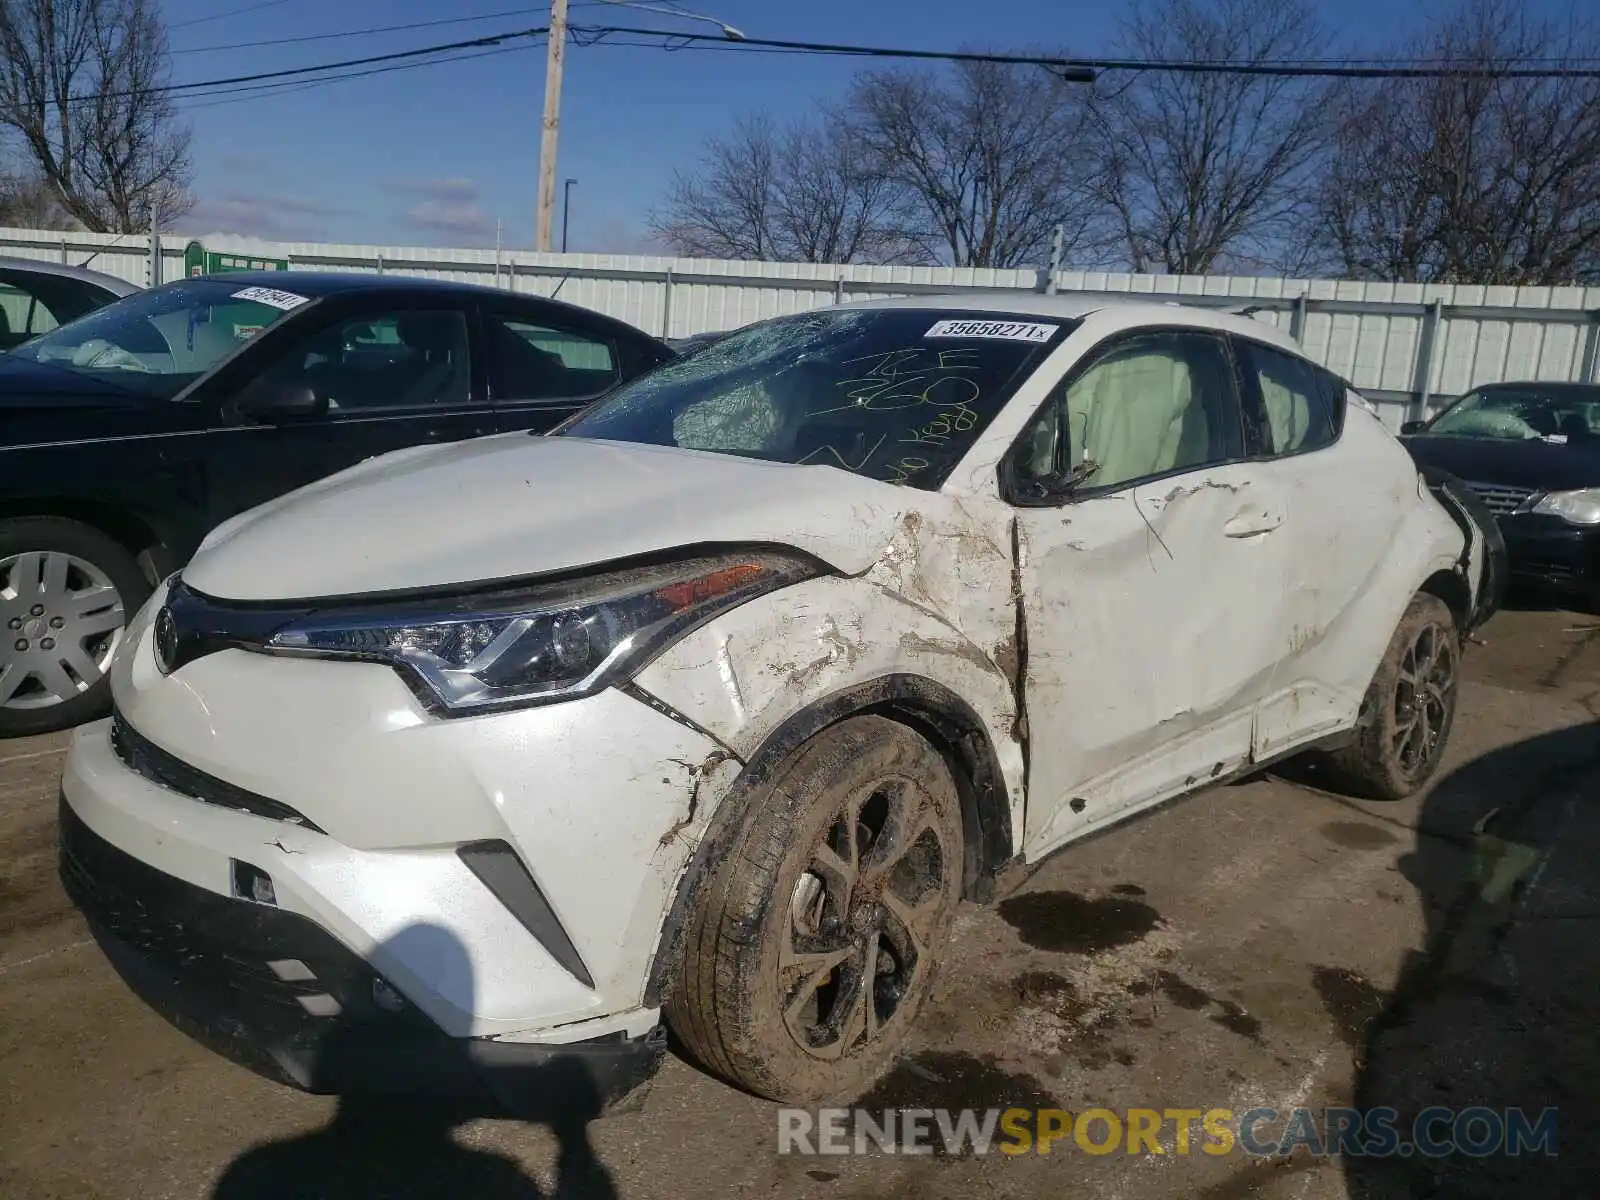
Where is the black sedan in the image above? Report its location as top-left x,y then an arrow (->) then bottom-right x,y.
1402,380 -> 1600,610
0,272 -> 674,735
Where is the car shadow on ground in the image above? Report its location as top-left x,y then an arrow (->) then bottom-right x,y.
203,924 -> 620,1200
1341,721 -> 1600,1198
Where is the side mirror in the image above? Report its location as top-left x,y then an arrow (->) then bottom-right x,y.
1400,420 -> 1427,435
237,380 -> 328,423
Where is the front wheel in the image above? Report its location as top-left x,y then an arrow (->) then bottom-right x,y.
1324,593 -> 1460,800
667,715 -> 965,1103
0,518 -> 148,738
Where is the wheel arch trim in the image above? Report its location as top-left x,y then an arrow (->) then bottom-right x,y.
640,672 -> 1015,1008
0,497 -> 179,585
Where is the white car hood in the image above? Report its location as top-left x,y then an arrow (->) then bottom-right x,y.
184,435 -> 909,601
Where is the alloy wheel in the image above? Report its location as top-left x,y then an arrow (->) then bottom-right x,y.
781,774 -> 952,1060
0,551 -> 126,710
1393,619 -> 1457,778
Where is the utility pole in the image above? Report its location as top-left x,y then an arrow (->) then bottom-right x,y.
535,0 -> 569,251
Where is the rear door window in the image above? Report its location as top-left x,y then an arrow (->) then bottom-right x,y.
485,314 -> 620,401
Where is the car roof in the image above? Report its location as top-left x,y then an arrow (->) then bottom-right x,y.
835,291 -> 1305,354
1474,380 -> 1600,395
0,256 -> 141,295
187,270 -> 526,298
171,270 -> 665,340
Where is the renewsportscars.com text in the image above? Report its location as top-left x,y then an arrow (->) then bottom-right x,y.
777,1105 -> 1558,1158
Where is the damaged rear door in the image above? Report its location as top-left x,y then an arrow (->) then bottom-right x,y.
1005,329 -> 1293,858
1232,339 -> 1426,759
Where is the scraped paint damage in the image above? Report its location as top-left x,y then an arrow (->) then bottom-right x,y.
659,750 -> 736,847
1007,516 -> 1031,787
633,490 -> 1029,854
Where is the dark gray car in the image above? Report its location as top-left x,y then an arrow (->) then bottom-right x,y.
0,257 -> 141,351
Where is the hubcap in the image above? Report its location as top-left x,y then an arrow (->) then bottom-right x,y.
0,552 -> 126,710
781,775 -> 950,1061
1393,620 -> 1456,778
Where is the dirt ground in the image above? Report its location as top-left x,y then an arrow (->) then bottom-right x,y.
2,606 -> 1596,1199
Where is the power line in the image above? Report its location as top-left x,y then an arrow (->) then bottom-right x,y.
567,25 -> 1600,80
83,19 -> 1600,110
169,0 -> 300,30
169,3 -> 614,56
168,9 -> 1600,72
172,46 -> 533,110
78,26 -> 549,103
172,8 -> 544,55
569,26 -> 1097,78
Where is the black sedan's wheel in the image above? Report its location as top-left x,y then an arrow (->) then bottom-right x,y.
668,716 -> 964,1103
0,518 -> 148,737
1326,593 -> 1460,800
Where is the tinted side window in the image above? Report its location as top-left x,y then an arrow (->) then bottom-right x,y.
0,281 -> 58,345
251,309 -> 471,412
1019,331 -> 1245,493
1243,342 -> 1340,456
486,314 -> 619,401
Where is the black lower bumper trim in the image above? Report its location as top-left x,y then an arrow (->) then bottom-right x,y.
58,795 -> 665,1118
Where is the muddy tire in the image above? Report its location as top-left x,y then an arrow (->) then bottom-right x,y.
1323,593 -> 1460,801
667,715 -> 964,1104
1,518 -> 147,738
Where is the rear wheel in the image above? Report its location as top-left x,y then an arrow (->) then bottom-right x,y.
1324,593 -> 1460,800
0,518 -> 148,738
667,716 -> 964,1103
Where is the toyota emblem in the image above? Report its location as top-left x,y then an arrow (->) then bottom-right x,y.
153,606 -> 178,675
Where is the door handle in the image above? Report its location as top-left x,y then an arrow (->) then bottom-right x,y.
1223,508 -> 1284,538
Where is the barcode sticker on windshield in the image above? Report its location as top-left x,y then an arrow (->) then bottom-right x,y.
232,286 -> 309,311
924,319 -> 1057,343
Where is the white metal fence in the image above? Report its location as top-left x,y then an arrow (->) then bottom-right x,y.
2,224 -> 1596,432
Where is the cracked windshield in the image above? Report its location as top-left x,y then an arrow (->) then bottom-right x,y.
1426,385 -> 1600,444
10,280 -> 298,400
560,309 -> 1069,488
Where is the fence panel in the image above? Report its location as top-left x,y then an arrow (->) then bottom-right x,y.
2,224 -> 1595,431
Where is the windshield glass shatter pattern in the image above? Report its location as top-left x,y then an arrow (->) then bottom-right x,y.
1428,385 -> 1600,444
558,308 -> 1064,489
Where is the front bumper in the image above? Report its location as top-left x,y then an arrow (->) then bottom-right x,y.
1499,514 -> 1600,600
84,582 -> 738,1040
58,793 -> 666,1116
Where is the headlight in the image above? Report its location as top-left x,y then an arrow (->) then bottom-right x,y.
1532,488 -> 1600,525
265,550 -> 819,715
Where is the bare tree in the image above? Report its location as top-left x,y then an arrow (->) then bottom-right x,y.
1316,0 -> 1600,285
1090,0 -> 1329,275
850,59 -> 1103,269
774,122 -> 908,263
0,0 -> 192,233
651,113 -> 904,263
0,166 -> 73,228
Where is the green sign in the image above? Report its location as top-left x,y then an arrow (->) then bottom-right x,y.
183,239 -> 290,277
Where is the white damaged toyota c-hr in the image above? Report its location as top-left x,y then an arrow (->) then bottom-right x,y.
58,295 -> 1501,1112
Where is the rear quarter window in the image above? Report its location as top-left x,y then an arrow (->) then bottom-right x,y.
1239,341 -> 1344,456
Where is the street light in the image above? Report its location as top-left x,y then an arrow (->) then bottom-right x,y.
562,178 -> 577,253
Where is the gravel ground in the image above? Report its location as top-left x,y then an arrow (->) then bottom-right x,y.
1,606 -> 1596,1199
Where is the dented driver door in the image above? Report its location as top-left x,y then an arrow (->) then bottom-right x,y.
1008,329 -> 1294,859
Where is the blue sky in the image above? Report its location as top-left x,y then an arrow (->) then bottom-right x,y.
163,0 -> 1569,253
